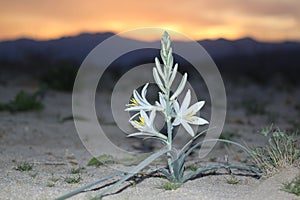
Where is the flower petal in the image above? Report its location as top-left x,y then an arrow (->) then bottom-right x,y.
129,120 -> 142,130
173,100 -> 180,114
172,117 -> 181,126
140,110 -> 149,122
181,90 -> 191,111
129,112 -> 140,121
133,90 -> 145,106
141,83 -> 149,100
159,92 -> 166,108
187,116 -> 209,125
149,110 -> 156,125
185,101 -> 205,115
181,120 -> 195,137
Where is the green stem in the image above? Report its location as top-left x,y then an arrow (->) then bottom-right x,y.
165,87 -> 175,179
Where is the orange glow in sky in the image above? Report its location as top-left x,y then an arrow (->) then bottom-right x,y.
0,0 -> 299,41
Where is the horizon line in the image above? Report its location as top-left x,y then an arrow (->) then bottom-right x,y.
1,31 -> 300,44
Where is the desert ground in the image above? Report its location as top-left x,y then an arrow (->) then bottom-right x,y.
0,71 -> 300,200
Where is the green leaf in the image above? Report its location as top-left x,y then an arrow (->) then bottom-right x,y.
95,148 -> 169,199
56,170 -> 124,200
171,154 -> 185,182
87,154 -> 117,167
157,168 -> 172,180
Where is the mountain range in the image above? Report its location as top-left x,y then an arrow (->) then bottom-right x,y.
0,32 -> 299,83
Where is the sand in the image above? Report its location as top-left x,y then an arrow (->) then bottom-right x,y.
0,75 -> 299,200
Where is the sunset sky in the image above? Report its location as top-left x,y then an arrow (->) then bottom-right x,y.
0,0 -> 299,42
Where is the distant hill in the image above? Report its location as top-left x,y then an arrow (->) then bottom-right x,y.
0,32 -> 114,65
0,32 -> 299,83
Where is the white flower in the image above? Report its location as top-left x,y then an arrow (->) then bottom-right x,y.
128,110 -> 168,142
125,83 -> 154,112
172,90 -> 209,137
125,83 -> 165,112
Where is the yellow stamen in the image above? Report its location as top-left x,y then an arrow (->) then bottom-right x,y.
133,125 -> 142,129
128,98 -> 138,107
186,117 -> 195,122
186,111 -> 195,117
133,116 -> 145,128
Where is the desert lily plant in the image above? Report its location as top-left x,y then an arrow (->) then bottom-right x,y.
57,32 -> 261,200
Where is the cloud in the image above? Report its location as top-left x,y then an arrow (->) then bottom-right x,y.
0,0 -> 299,41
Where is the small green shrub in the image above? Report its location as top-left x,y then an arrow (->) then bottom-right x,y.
159,181 -> 182,190
47,182 -> 55,187
250,127 -> 299,175
87,154 -> 117,167
0,89 -> 45,112
49,174 -> 59,182
283,175 -> 300,196
225,176 -> 239,184
16,162 -> 33,171
64,175 -> 81,184
70,167 -> 85,174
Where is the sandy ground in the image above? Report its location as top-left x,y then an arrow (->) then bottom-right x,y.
0,75 -> 300,200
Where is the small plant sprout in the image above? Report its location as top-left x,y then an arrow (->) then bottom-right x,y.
159,180 -> 181,190
70,167 -> 85,174
15,162 -> 33,171
64,175 -> 82,184
87,154 -> 117,167
57,31 -> 261,200
225,175 -> 239,184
